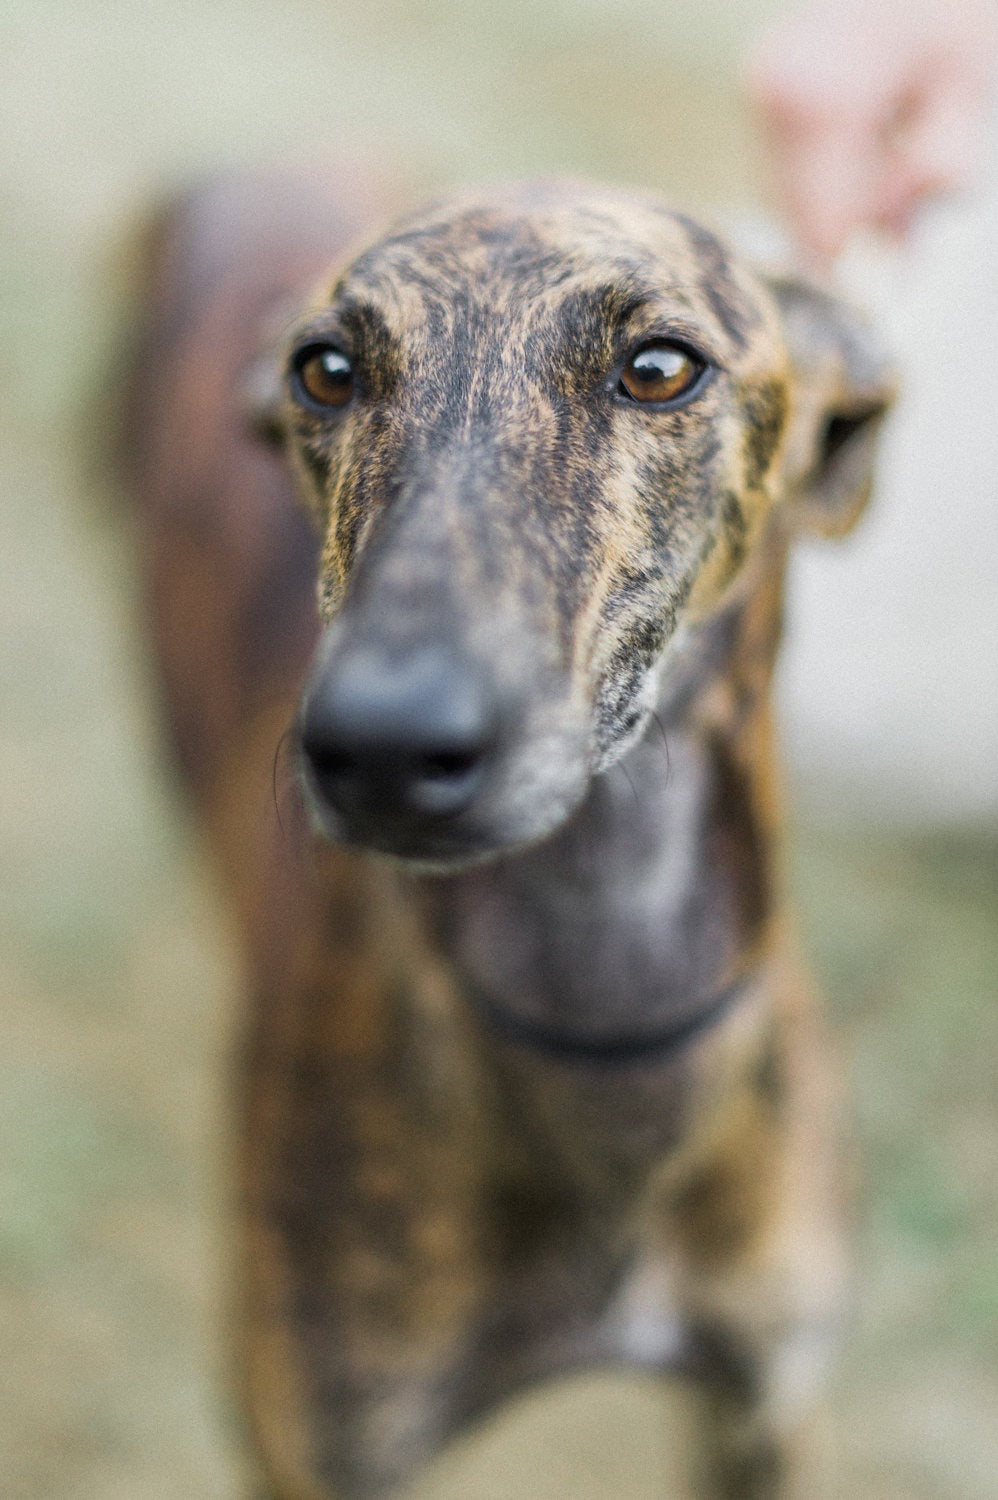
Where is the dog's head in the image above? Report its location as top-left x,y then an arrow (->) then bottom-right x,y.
260,182 -> 894,867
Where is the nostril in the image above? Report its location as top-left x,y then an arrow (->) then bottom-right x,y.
306,745 -> 355,779
418,748 -> 480,783
301,740 -> 367,815
299,717 -> 358,782
405,741 -> 486,818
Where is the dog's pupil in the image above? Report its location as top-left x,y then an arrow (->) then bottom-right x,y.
317,351 -> 351,388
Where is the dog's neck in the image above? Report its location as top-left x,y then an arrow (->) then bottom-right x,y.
416,528 -> 788,1054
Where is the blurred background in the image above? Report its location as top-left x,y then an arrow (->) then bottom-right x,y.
1,1 -> 995,1496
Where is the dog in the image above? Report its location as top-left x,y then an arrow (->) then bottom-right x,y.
121,168 -> 894,1498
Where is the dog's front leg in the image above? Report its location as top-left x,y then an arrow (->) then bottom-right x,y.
239,890 -> 493,1500
243,1110 -> 485,1500
665,972 -> 847,1499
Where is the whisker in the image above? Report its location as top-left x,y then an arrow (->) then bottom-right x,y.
649,709 -> 672,786
618,758 -> 640,809
271,726 -> 297,839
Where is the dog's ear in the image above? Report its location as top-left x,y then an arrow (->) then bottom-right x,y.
766,272 -> 897,537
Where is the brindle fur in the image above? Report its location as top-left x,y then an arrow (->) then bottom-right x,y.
122,170 -> 894,1498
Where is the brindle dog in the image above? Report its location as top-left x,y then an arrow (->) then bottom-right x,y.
122,170 -> 894,1499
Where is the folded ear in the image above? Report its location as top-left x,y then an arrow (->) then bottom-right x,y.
766,272 -> 898,537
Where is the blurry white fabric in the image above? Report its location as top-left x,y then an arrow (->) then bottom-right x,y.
739,129 -> 998,824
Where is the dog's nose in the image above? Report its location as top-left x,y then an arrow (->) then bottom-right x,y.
300,647 -> 497,829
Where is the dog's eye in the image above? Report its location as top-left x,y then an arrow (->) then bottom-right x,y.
619,343 -> 704,406
292,344 -> 355,409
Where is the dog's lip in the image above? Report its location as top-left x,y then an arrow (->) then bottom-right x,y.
314,814 -> 520,872
299,767 -> 504,865
300,759 -> 590,871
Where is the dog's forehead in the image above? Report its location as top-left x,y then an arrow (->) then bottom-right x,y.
323,187 -> 772,358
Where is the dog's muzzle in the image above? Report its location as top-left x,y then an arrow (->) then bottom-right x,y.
299,642 -> 502,859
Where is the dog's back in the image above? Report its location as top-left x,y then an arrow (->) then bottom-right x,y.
121,169 -> 389,938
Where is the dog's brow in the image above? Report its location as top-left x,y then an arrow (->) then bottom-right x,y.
327,297 -> 397,349
551,279 -> 721,369
567,281 -> 648,323
674,215 -> 758,352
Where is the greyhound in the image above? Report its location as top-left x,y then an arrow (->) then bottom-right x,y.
121,169 -> 894,1498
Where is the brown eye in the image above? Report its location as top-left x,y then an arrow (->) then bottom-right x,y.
619,343 -> 704,405
293,345 -> 355,409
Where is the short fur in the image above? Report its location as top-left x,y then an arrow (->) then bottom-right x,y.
122,169 -> 894,1498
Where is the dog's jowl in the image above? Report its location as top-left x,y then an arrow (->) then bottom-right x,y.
123,174 -> 894,1498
